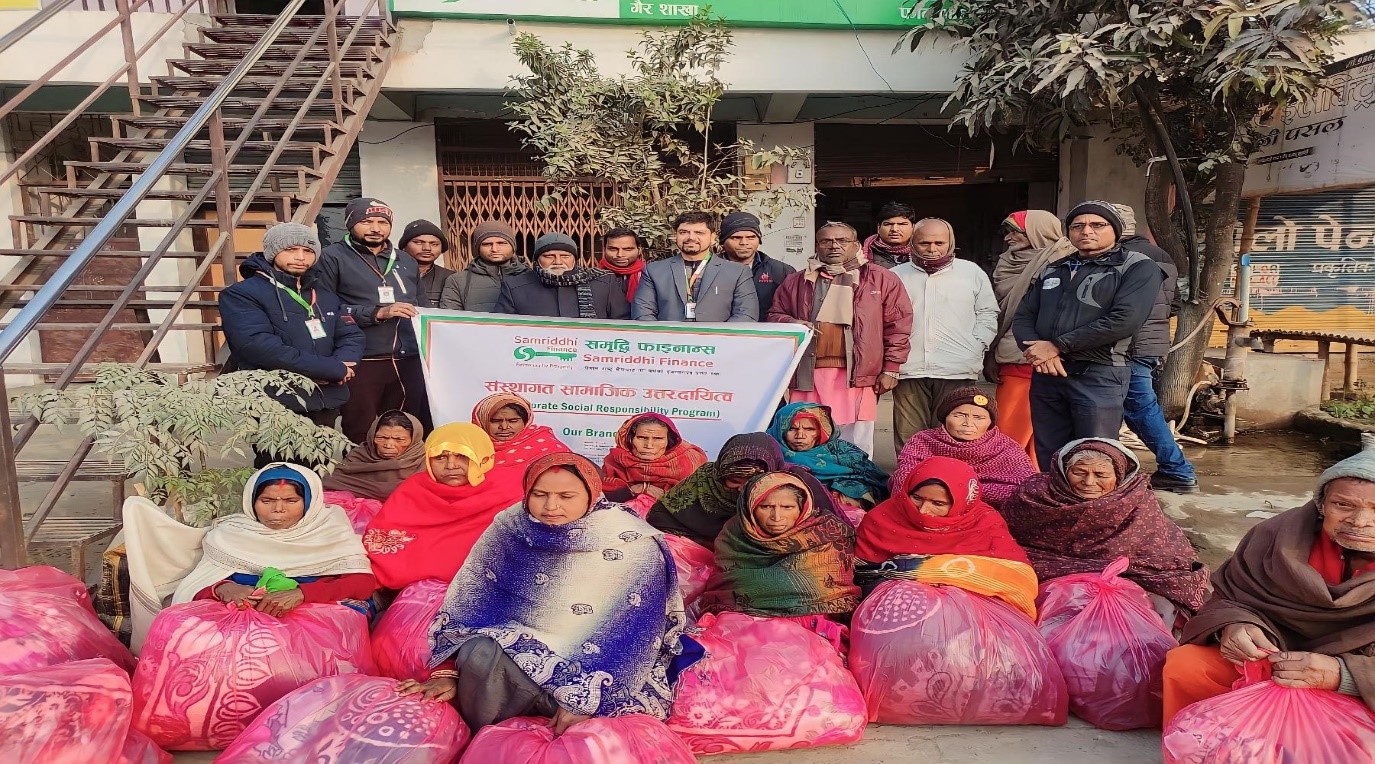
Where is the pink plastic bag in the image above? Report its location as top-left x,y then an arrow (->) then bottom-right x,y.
850,580 -> 1068,726
0,567 -> 135,676
372,578 -> 448,682
324,490 -> 385,535
1036,557 -> 1176,730
1163,661 -> 1375,764
217,674 -> 470,763
667,612 -> 866,754
0,658 -> 138,763
120,729 -> 173,764
459,715 -> 695,764
132,601 -> 375,750
662,533 -> 718,607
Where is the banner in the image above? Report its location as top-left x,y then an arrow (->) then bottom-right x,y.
390,0 -> 934,29
415,311 -> 811,459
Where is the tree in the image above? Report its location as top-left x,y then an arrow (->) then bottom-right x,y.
904,0 -> 1355,415
507,15 -> 815,254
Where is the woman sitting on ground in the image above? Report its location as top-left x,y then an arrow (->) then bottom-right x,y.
124,463 -> 377,647
471,392 -> 571,477
890,387 -> 1036,509
1162,443 -> 1375,724
767,403 -> 889,512
362,423 -> 513,591
602,413 -> 708,514
1001,438 -> 1209,626
647,433 -> 786,548
322,410 -> 427,531
399,453 -> 697,734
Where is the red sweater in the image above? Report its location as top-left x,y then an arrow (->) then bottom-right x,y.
195,572 -> 379,603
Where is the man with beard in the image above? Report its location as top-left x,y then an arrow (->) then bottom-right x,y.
863,201 -> 916,269
633,211 -> 758,322
439,221 -> 528,312
718,211 -> 795,316
494,232 -> 628,319
317,197 -> 432,442
767,222 -> 913,456
398,219 -> 455,306
598,227 -> 647,302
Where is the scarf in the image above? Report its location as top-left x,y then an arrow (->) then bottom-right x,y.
890,425 -> 1037,509
1310,529 -> 1375,586
1000,438 -> 1209,613
647,433 -> 785,547
853,553 -> 1041,621
856,456 -> 1029,566
322,412 -> 427,501
862,233 -> 910,268
767,403 -> 889,505
470,393 -> 572,471
991,210 -> 1077,364
602,413 -> 708,495
598,256 -> 644,301
534,265 -> 605,319
803,250 -> 866,326
696,472 -> 860,618
428,456 -> 689,720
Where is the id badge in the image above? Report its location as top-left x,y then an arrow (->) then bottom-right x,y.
684,302 -> 697,320
377,286 -> 396,304
305,318 -> 326,339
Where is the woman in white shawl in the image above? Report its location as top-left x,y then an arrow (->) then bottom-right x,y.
123,463 -> 376,651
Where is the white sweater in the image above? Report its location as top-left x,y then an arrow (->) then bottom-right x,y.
892,259 -> 1000,380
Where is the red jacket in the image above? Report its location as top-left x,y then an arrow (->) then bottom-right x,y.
767,264 -> 913,388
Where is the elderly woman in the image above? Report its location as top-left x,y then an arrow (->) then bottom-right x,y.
322,410 -> 427,531
1162,443 -> 1375,723
767,403 -> 889,511
124,463 -> 377,650
1001,438 -> 1208,625
471,392 -> 571,472
891,387 -> 1036,508
602,413 -> 708,509
363,423 -> 514,591
398,453 -> 695,735
646,433 -> 786,548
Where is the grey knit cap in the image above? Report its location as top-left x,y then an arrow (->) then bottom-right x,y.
1316,433 -> 1375,502
262,222 -> 320,259
532,232 -> 579,259
1065,200 -> 1125,239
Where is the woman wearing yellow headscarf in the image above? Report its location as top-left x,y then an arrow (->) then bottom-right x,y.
362,423 -> 514,590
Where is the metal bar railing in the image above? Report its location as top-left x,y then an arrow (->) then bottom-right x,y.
0,0 -> 78,56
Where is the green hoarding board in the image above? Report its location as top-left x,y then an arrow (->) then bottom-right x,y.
389,0 -> 934,29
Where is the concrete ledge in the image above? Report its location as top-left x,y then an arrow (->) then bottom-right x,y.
1293,406 -> 1375,448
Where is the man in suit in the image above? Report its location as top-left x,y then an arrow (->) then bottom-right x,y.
632,211 -> 758,322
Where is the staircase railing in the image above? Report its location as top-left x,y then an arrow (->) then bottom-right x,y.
0,0 -> 396,567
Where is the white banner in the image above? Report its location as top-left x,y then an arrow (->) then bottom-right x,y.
414,310 -> 811,459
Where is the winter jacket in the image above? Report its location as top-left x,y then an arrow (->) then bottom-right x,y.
493,270 -> 630,319
218,253 -> 365,413
633,255 -> 759,322
315,237 -> 426,359
1012,244 -> 1164,369
892,259 -> 1000,380
418,264 -> 456,307
1119,234 -> 1178,359
767,264 -> 914,389
439,258 -> 529,313
748,251 -> 797,317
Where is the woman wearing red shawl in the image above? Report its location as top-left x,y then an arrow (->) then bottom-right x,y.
470,392 -> 571,474
891,386 -> 1035,509
602,413 -> 708,512
363,423 -> 517,590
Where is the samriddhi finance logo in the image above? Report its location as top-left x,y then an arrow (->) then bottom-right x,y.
514,346 -> 577,362
511,335 -> 579,367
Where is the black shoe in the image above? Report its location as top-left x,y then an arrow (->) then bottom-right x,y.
1151,474 -> 1199,494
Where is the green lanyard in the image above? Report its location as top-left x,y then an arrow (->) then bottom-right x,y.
259,273 -> 316,318
348,234 -> 397,279
685,254 -> 711,302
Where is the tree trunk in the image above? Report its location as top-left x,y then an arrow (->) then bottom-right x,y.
1158,160 -> 1248,418
1143,165 -> 1187,274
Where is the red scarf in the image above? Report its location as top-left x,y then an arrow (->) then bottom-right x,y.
861,234 -> 911,266
856,456 -> 1029,565
912,253 -> 955,274
1308,530 -> 1375,586
598,256 -> 645,300
602,414 -> 708,494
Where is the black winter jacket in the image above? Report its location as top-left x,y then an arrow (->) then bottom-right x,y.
1012,244 -> 1164,369
218,253 -> 365,413
748,251 -> 797,317
1119,235 -> 1178,359
493,270 -> 630,319
315,237 -> 426,358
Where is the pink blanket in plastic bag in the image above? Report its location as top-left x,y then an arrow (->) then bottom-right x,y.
323,490 -> 385,535
218,674 -> 470,763
666,612 -> 866,754
132,601 -> 374,750
1037,557 -> 1175,730
850,580 -> 1068,726
459,715 -> 695,764
1163,661 -> 1375,764
0,566 -> 135,676
662,533 -> 718,608
372,578 -> 448,682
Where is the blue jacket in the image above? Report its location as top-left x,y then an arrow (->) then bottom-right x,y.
219,253 -> 366,413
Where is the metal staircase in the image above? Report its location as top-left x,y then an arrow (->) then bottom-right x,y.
0,0 -> 396,571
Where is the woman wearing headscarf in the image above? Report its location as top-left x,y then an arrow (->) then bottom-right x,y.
471,392 -> 571,473
399,453 -> 696,735
362,423 -> 512,591
646,433 -> 786,548
987,211 -> 1076,466
767,402 -> 889,510
123,463 -> 376,650
891,387 -> 1036,508
322,410 -> 427,532
602,413 -> 708,513
1001,438 -> 1209,623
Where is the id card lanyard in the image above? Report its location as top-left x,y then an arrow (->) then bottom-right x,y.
349,234 -> 404,304
260,273 -> 326,339
684,254 -> 710,318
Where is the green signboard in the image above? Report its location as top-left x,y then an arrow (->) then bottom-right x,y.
389,0 -> 934,29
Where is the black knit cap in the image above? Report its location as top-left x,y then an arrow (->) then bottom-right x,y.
1064,200 -> 1124,239
344,197 -> 393,231
935,385 -> 998,426
719,211 -> 762,240
398,219 -> 449,252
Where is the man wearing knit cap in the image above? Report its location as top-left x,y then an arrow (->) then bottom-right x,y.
439,220 -> 527,313
719,211 -> 795,316
1012,200 -> 1163,468
634,211 -> 758,322
317,197 -> 432,443
494,232 -> 628,319
220,222 -> 365,466
399,219 -> 455,306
